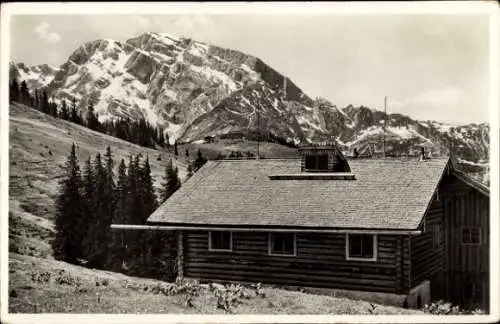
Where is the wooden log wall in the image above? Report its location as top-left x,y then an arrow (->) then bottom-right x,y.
183,231 -> 409,294
410,197 -> 445,289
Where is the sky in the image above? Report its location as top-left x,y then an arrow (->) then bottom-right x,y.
9,12 -> 491,125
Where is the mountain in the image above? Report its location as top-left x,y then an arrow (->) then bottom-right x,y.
9,32 -> 490,165
9,61 -> 60,91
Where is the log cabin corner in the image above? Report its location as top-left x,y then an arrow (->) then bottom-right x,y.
112,144 -> 490,312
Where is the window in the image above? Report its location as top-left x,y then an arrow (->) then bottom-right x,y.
269,233 -> 296,256
462,227 -> 481,245
346,234 -> 377,261
305,154 -> 329,171
209,231 -> 232,251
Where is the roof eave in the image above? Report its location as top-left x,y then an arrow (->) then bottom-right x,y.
134,222 -> 422,235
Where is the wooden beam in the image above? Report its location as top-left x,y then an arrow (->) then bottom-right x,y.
110,224 -> 422,235
176,230 -> 184,283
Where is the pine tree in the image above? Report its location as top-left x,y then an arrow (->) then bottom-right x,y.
10,79 -> 19,103
49,100 -> 58,118
109,159 -> 128,270
42,91 -> 50,114
34,89 -> 39,108
185,148 -> 189,159
87,102 -> 100,131
139,156 -> 157,218
60,100 -> 69,120
186,164 -> 193,179
174,142 -> 178,156
160,159 -> 176,203
81,156 -> 96,262
19,80 -> 30,106
89,150 -> 114,268
53,143 -> 85,264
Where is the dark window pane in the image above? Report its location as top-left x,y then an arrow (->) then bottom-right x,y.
349,234 -> 363,257
317,154 -> 329,170
361,235 -> 374,257
270,233 -> 294,255
211,231 -> 231,250
305,155 -> 316,169
462,228 -> 481,244
349,234 -> 374,259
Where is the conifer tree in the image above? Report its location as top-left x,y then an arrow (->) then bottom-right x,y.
19,80 -> 30,106
81,156 -> 96,261
42,91 -> 50,114
174,142 -> 178,156
53,143 -> 84,264
34,89 -> 39,108
60,99 -> 69,120
186,164 -> 193,179
109,158 -> 128,270
70,98 -> 77,122
139,156 -> 157,219
92,151 -> 114,268
10,79 -> 19,102
160,159 -> 176,203
87,102 -> 100,131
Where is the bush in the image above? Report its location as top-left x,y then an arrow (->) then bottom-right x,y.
423,300 -> 484,315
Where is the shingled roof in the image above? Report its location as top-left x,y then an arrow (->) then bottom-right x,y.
147,158 -> 451,230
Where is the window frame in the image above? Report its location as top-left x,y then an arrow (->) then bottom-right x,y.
461,227 -> 482,245
208,230 -> 233,252
345,233 -> 378,262
268,232 -> 297,257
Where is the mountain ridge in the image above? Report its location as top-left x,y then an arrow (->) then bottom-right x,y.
9,31 -> 490,165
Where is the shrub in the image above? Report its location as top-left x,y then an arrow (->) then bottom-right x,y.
423,300 -> 484,315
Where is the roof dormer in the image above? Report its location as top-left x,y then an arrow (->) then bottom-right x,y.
299,143 -> 351,173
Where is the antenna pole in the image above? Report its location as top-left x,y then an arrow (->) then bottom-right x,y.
256,107 -> 259,160
383,96 -> 387,158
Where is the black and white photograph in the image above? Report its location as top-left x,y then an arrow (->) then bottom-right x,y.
1,2 -> 498,323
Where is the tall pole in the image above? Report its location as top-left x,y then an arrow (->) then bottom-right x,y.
256,106 -> 259,160
383,96 -> 387,158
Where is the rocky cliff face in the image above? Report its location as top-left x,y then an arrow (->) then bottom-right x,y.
9,61 -> 60,91
10,32 -> 490,165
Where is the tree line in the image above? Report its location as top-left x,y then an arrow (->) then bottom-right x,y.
9,78 -> 172,150
53,144 -> 182,279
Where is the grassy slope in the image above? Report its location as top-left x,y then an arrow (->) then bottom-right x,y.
8,253 -> 420,314
7,103 -> 419,314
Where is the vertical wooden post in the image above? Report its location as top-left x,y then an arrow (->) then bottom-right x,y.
396,237 -> 403,293
176,230 -> 184,283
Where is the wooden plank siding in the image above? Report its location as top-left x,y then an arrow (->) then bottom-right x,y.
441,174 -> 490,311
410,197 -> 445,290
183,231 -> 409,294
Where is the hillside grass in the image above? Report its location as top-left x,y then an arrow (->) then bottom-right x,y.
8,253 -> 421,315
